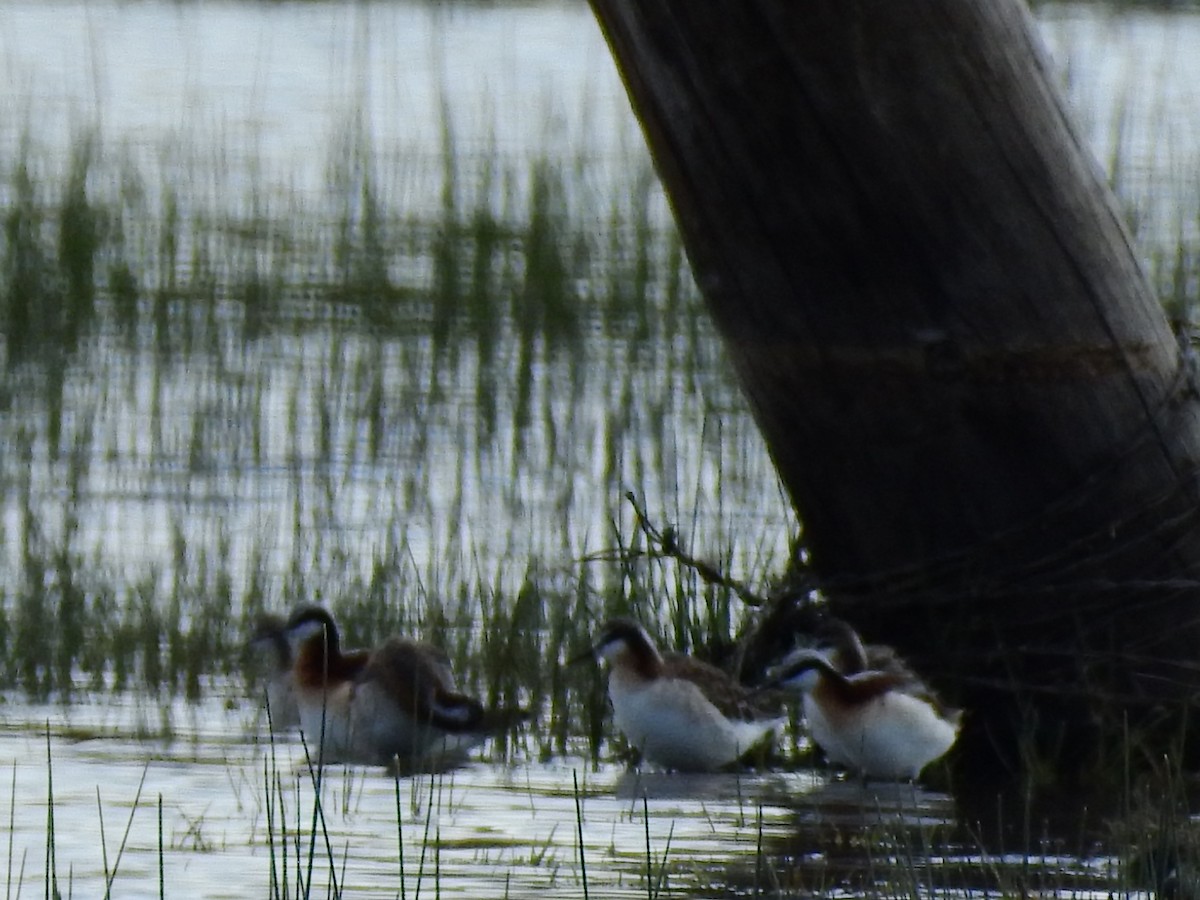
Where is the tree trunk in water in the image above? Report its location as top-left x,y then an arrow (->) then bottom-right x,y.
587,0 -> 1200,782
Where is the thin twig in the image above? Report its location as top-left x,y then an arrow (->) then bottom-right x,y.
582,492 -> 772,607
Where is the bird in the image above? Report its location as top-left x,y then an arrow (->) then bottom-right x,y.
247,612 -> 301,732
280,605 -> 526,769
763,620 -> 961,781
815,616 -> 922,682
575,617 -> 786,772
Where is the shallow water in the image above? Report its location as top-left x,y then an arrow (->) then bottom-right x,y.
0,2 -> 1195,601
2,699 -> 813,899
0,0 -> 637,210
0,700 -> 998,897
1,1 -> 1198,225
2,695 -> 1132,899
1038,2 -> 1200,245
0,2 -> 1196,896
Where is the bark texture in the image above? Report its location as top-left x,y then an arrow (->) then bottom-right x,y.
588,0 -> 1200,778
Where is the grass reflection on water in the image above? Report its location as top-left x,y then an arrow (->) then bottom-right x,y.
2,4 -> 1200,896
0,702 -> 1146,899
2,705 -> 810,899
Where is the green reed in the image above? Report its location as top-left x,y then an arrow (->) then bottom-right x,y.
22,730 -> 1182,899
2,38 -> 1194,900
44,726 -> 58,899
0,68 -> 1195,785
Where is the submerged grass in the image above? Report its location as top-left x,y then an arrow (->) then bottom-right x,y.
0,97 -> 799,771
14,699 -> 1198,898
1,32 -> 1200,897
0,85 -> 1191,753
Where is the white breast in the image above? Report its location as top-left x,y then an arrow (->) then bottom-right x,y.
809,691 -> 958,780
296,681 -> 355,763
802,693 -> 852,767
609,671 -> 782,772
263,672 -> 300,732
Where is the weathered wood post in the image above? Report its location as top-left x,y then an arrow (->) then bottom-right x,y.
587,0 -> 1200,780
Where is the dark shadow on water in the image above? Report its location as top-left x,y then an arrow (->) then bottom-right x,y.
612,764 -> 952,815
612,767 -> 804,804
691,769 -> 1156,898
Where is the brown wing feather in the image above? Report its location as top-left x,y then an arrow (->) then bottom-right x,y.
662,653 -> 782,721
817,620 -> 957,716
816,668 -> 962,732
361,638 -> 487,732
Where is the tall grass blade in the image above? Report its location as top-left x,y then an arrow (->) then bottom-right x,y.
103,761 -> 149,896
642,793 -> 651,900
395,769 -> 406,900
298,727 -> 340,899
572,770 -> 589,900
43,724 -> 57,900
7,761 -> 16,900
97,789 -> 110,895
157,795 -> 164,900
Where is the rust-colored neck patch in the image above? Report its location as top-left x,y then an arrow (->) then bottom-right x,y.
294,629 -> 369,689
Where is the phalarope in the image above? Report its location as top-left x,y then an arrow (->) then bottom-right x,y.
248,612 -> 301,731
765,620 -> 960,780
283,605 -> 526,768
577,617 -> 785,772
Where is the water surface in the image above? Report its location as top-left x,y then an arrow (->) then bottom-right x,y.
0,1 -> 1195,897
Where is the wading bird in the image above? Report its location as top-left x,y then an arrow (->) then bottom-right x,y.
282,605 -> 525,769
575,617 -> 785,772
764,621 -> 961,780
248,612 -> 301,731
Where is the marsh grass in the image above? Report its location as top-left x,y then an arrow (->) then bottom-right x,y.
15,712 -> 1192,899
44,725 -> 58,898
707,782 -> 1136,899
2,37 -> 1200,899
0,97 -> 799,780
97,760 -> 151,898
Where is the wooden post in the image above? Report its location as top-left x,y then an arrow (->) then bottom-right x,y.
588,0 -> 1200,779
